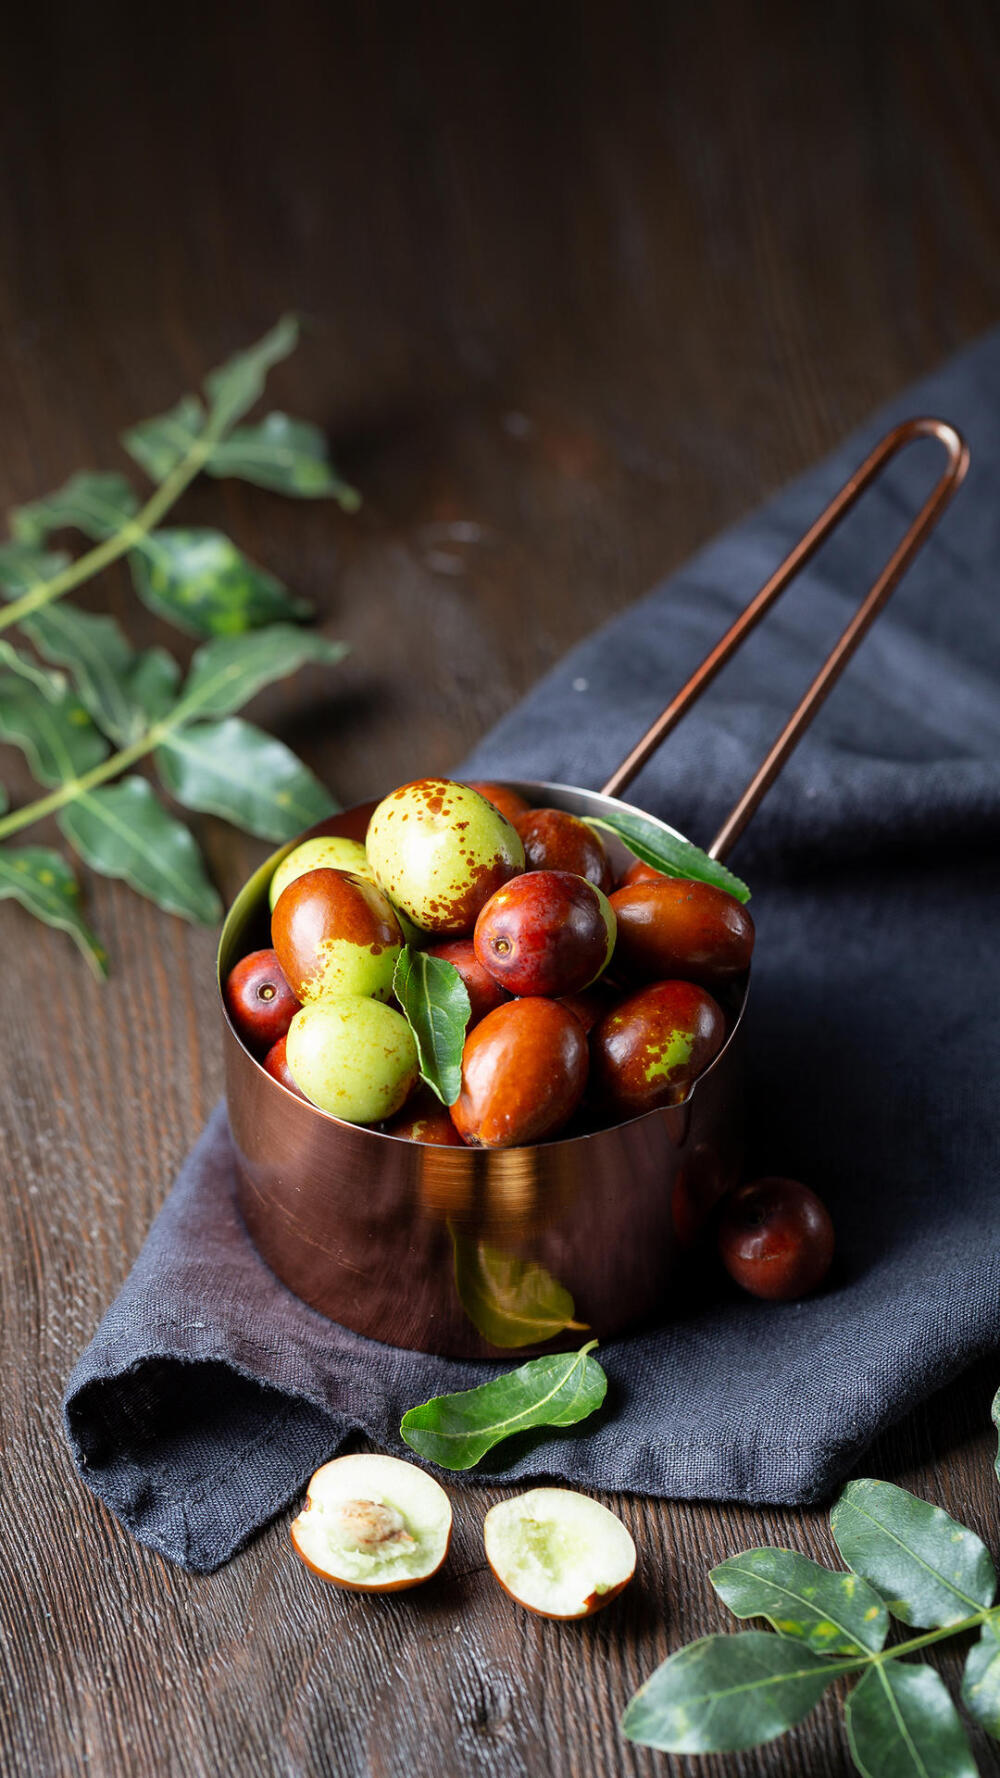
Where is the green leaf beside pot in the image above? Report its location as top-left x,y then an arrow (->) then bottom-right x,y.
400,1341 -> 606,1471
155,717 -> 337,842
58,778 -> 222,925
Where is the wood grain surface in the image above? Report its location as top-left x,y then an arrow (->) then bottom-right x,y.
1,2 -> 999,1773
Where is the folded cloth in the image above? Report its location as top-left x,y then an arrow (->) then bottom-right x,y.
65,333 -> 1000,1572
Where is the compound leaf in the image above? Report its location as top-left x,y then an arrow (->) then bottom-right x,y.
845,1661 -> 977,1778
58,777 -> 221,924
11,472 -> 138,545
621,1632 -> 842,1755
0,676 -> 108,786
710,1548 -> 889,1657
0,846 -> 107,977
129,527 -> 310,636
203,314 -> 300,432
175,625 -> 348,722
206,411 -> 359,505
831,1479 -> 996,1629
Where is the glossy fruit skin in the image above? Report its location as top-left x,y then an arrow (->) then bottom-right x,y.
286,995 -> 419,1124
271,868 -> 403,1003
224,948 -> 300,1053
270,835 -> 372,912
610,877 -> 755,987
451,998 -> 589,1147
367,778 -> 525,935
618,859 -> 667,888
467,782 -> 532,826
474,871 -> 616,998
262,1033 -> 307,1098
592,979 -> 726,1117
424,938 -> 511,1027
514,807 -> 613,892
384,1087 -> 468,1146
717,1178 -> 835,1301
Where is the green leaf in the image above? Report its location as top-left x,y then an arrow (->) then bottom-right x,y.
831,1479 -> 996,1629
392,945 -> 470,1105
203,314 -> 300,432
845,1661 -> 977,1778
400,1340 -> 606,1472
122,394 -> 205,481
0,846 -> 107,977
621,1631 -> 843,1755
710,1548 -> 889,1657
451,1231 -> 584,1349
58,778 -> 222,925
962,1619 -> 1000,1738
0,676 -> 108,787
11,472 -> 138,545
155,716 -> 336,842
0,641 -> 65,699
14,602 -> 171,745
122,647 -> 182,727
206,412 -> 360,506
129,528 -> 311,636
0,541 -> 70,594
175,625 -> 348,722
586,810 -> 750,903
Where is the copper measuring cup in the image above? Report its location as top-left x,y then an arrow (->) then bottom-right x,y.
218,418 -> 968,1359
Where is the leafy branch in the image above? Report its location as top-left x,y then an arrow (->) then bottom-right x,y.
0,318 -> 359,973
621,1403 -> 1000,1774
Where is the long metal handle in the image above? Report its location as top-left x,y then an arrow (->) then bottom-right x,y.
600,417 -> 970,862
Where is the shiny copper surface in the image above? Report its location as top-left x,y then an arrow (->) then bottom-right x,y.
219,417 -> 968,1359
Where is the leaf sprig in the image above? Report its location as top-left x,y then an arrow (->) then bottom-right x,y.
0,318 -> 358,972
622,1447 -> 1000,1775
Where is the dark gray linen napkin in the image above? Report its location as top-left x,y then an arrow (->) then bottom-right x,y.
64,333 -> 1000,1572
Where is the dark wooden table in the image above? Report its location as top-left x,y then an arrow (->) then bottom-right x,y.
2,3 -> 999,1773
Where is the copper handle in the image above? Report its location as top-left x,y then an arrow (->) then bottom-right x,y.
600,417 -> 970,861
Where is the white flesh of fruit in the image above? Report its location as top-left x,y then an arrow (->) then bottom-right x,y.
292,1453 -> 451,1589
484,1487 -> 636,1618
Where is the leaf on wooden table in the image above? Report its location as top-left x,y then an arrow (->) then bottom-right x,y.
586,809 -> 750,903
205,412 -> 360,505
175,625 -> 349,722
831,1479 -> 996,1629
11,472 -> 139,545
451,1231 -> 584,1348
0,640 -> 66,699
620,1632 -> 844,1755
155,716 -> 336,842
710,1548 -> 889,1658
0,846 -> 107,977
129,528 -> 311,636
16,601 -> 154,743
122,394 -> 206,481
400,1340 -> 606,1471
123,648 -> 182,727
203,314 -> 300,432
0,541 -> 70,594
392,946 -> 470,1105
0,676 -> 109,787
845,1661 -> 978,1778
58,777 -> 221,924
962,1619 -> 1000,1738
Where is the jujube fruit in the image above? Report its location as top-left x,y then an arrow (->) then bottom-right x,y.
514,808 -> 613,892
285,996 -> 418,1125
451,998 -> 589,1147
466,782 -> 532,826
224,948 -> 300,1052
384,1087 -> 468,1146
474,871 -> 616,999
423,938 -> 510,1027
610,878 -> 755,985
592,979 -> 726,1116
618,859 -> 667,889
263,1033 -> 307,1098
484,1489 -> 636,1619
272,868 -> 403,1003
366,778 -> 524,935
291,1453 -> 452,1593
717,1177 -> 835,1301
269,835 -> 373,911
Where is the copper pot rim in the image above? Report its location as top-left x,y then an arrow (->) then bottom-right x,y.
216,777 -> 750,1153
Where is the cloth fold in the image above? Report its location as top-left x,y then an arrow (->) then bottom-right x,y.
65,331 -> 1000,1571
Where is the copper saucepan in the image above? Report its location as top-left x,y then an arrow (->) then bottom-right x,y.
219,419 -> 968,1359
